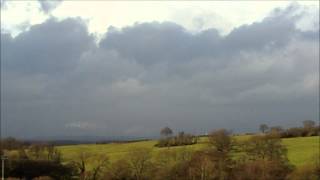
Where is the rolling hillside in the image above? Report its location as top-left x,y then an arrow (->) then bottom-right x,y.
58,135 -> 319,169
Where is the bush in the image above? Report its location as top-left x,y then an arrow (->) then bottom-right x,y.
5,160 -> 76,179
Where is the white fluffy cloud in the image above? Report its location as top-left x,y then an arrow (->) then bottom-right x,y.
1,1 -> 318,37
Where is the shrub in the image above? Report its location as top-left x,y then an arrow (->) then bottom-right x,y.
7,160 -> 76,179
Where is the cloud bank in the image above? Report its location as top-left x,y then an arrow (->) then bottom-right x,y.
1,4 -> 318,138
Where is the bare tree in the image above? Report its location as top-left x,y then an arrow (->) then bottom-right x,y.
208,129 -> 235,180
46,145 -> 61,163
103,159 -> 133,180
188,151 -> 217,180
73,151 -> 90,180
269,126 -> 284,136
160,127 -> 173,137
303,120 -> 315,129
244,134 -> 288,161
259,124 -> 268,133
127,147 -> 153,180
235,159 -> 292,180
29,144 -> 43,160
208,129 -> 233,154
91,155 -> 109,180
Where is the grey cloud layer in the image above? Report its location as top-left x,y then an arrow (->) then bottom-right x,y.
1,5 -> 318,138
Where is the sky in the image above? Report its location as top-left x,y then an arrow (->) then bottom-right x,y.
1,1 -> 319,139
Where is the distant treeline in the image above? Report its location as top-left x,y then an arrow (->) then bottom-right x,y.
96,138 -> 152,144
0,138 -> 97,148
156,120 -> 319,148
258,120 -> 319,138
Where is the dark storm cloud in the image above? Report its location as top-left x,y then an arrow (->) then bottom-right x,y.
3,18 -> 93,75
100,23 -> 196,66
1,5 -> 318,138
99,6 -> 298,67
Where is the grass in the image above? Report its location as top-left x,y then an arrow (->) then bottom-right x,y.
282,136 -> 319,166
58,135 -> 319,169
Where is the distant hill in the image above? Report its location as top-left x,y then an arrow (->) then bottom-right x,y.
24,135 -> 155,145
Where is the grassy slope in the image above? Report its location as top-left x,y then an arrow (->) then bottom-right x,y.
58,136 -> 319,168
282,136 -> 319,166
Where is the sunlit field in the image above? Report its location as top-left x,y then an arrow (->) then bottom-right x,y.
58,135 -> 319,169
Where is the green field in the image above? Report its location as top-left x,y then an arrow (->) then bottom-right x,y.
282,136 -> 319,166
58,136 -> 319,169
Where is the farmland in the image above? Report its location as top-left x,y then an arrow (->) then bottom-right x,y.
58,135 -> 319,169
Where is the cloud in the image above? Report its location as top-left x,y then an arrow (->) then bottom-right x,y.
4,18 -> 93,74
1,0 -> 7,9
65,121 -> 97,130
1,4 -> 318,138
111,78 -> 147,96
38,0 -> 62,14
